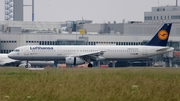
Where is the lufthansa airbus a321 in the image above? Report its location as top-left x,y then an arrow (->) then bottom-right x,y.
8,23 -> 174,68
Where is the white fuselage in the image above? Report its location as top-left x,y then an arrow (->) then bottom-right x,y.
8,45 -> 174,61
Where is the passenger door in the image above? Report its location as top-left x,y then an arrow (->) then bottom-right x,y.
57,47 -> 62,56
142,47 -> 148,55
24,47 -> 29,56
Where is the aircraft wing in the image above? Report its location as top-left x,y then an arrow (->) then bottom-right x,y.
68,50 -> 106,61
0,54 -> 21,66
0,58 -> 20,66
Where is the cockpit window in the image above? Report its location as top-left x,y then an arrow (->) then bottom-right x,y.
14,49 -> 20,52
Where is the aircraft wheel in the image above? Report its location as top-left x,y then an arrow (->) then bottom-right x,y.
25,65 -> 28,68
88,63 -> 93,68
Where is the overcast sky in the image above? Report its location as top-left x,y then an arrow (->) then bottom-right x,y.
0,0 -> 177,23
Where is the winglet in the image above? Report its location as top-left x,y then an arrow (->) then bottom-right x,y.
146,23 -> 172,46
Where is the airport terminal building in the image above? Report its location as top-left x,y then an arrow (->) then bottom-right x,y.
1,5 -> 180,67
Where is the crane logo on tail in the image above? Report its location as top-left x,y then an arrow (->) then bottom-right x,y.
158,30 -> 168,40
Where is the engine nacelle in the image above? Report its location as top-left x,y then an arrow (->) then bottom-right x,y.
65,57 -> 85,65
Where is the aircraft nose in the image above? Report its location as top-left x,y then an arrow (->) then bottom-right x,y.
8,52 -> 14,59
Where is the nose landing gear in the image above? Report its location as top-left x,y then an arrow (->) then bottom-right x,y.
25,61 -> 29,68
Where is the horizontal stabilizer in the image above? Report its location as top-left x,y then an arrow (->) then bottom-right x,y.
156,47 -> 171,51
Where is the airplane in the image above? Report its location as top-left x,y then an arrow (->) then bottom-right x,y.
8,23 -> 174,68
0,54 -> 54,67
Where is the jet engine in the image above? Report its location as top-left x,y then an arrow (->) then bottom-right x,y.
65,57 -> 85,65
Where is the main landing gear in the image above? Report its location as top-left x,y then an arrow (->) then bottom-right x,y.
85,58 -> 93,68
87,62 -> 93,68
